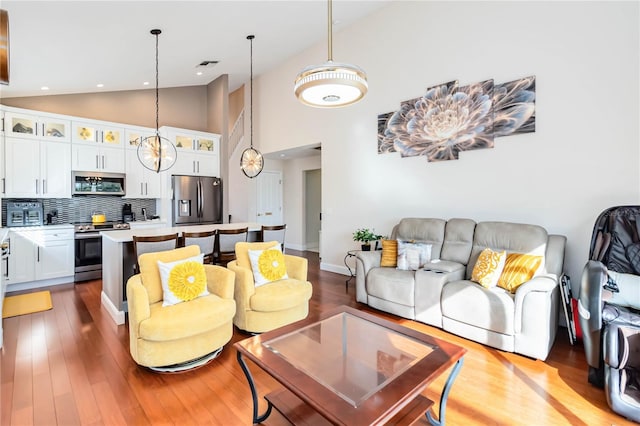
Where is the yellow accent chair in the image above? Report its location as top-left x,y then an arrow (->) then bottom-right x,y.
227,241 -> 313,333
126,245 -> 236,369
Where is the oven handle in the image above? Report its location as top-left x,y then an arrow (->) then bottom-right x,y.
74,233 -> 102,240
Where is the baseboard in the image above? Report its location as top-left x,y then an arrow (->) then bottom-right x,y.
101,291 -> 125,325
286,243 -> 319,252
285,242 -> 305,251
6,276 -> 73,293
320,262 -> 350,276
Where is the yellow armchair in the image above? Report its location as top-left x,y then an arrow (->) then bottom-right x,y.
126,245 -> 236,369
227,241 -> 313,333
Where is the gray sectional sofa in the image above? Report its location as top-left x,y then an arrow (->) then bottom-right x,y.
355,218 -> 566,360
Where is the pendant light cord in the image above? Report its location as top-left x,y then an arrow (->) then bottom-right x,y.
248,35 -> 254,149
155,32 -> 159,134
327,0 -> 333,61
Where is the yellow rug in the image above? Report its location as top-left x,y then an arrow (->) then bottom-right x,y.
2,291 -> 53,319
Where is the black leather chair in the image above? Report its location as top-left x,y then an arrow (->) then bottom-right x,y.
579,206 -> 640,423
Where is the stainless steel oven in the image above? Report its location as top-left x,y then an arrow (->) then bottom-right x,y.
74,222 -> 129,282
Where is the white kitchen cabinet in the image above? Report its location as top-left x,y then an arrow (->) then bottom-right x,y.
35,238 -> 75,280
72,120 -> 123,146
7,228 -> 74,285
164,128 -> 219,154
4,137 -> 71,198
124,151 -> 162,198
162,126 -> 220,177
0,135 -> 6,196
72,144 -> 125,173
6,231 -> 36,284
172,150 -> 218,176
3,110 -> 70,141
123,126 -> 162,198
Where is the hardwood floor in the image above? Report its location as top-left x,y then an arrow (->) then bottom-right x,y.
0,250 -> 635,425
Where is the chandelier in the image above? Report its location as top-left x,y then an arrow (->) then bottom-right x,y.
240,34 -> 264,178
138,29 -> 177,173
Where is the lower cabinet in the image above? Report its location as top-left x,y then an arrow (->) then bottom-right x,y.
7,228 -> 74,285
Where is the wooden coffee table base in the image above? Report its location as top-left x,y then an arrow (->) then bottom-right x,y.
235,307 -> 466,426
237,350 -> 463,426
266,388 -> 434,426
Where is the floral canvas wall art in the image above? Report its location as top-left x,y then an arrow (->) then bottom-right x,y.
377,76 -> 536,162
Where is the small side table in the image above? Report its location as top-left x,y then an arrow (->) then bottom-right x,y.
344,250 -> 358,291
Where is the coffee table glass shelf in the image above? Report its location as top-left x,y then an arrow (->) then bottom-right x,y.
235,305 -> 465,425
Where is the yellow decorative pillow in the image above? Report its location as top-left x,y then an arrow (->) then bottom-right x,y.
471,248 -> 507,288
248,245 -> 289,287
497,253 -> 543,293
157,253 -> 208,306
380,239 -> 398,267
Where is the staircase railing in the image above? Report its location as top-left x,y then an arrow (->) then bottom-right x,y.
228,109 -> 245,159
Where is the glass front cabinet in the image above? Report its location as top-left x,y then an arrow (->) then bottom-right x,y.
4,111 -> 70,142
72,120 -> 123,146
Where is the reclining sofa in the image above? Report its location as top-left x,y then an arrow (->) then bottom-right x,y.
355,218 -> 566,360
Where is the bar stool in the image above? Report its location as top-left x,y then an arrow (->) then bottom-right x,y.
132,234 -> 179,273
182,230 -> 216,264
261,224 -> 286,252
213,227 -> 248,265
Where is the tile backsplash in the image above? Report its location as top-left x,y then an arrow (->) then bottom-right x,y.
2,197 -> 157,225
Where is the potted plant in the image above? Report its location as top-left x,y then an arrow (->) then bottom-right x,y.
353,228 -> 383,251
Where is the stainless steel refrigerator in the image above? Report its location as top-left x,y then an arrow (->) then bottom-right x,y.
172,175 -> 222,225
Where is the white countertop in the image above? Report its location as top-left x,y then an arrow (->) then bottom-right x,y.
101,222 -> 262,243
7,224 -> 75,231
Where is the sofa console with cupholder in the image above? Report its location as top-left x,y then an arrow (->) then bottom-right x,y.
355,218 -> 566,360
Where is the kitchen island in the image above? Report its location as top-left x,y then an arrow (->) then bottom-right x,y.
101,222 -> 261,325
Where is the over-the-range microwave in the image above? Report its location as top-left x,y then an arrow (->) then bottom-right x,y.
72,171 -> 126,196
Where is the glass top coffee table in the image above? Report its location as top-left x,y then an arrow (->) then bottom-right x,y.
234,305 -> 465,425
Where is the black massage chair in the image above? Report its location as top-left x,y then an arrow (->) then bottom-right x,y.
579,206 -> 640,423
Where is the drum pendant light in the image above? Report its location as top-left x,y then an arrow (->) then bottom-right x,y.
240,34 -> 264,179
294,0 -> 368,108
138,29 -> 177,173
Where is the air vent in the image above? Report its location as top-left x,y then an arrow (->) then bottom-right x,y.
197,60 -> 219,67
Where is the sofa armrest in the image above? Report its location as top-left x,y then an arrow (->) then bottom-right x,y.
126,274 -> 151,327
514,274 -> 559,333
204,265 -> 235,300
284,255 -> 308,281
227,261 -> 256,313
355,251 -> 382,303
355,251 -> 382,274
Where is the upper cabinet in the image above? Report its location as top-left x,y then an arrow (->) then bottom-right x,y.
161,126 -> 220,177
72,120 -> 124,147
163,127 -> 220,155
71,119 -> 125,173
4,137 -> 71,198
3,110 -> 70,142
123,126 -> 162,198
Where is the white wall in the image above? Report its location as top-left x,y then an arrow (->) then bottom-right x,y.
253,1 -> 640,292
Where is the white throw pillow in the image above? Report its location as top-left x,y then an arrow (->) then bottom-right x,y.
248,245 -> 289,287
157,253 -> 209,306
396,240 -> 432,271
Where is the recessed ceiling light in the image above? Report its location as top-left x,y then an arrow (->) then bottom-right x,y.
143,81 -> 149,86
280,154 -> 286,158
97,83 -> 104,88
196,71 -> 203,76
41,86 -> 49,91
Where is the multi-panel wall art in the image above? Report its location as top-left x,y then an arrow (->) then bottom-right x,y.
377,76 -> 536,162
